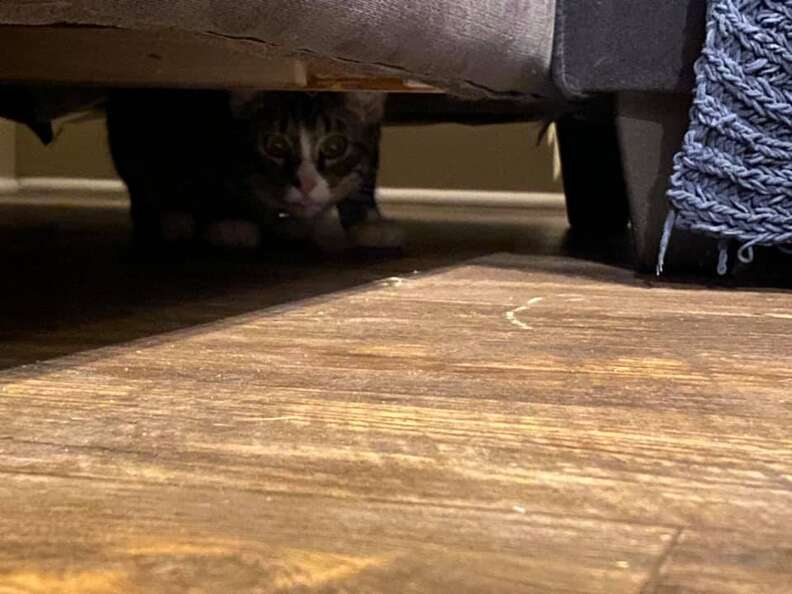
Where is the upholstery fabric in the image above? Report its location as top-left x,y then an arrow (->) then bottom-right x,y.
553,0 -> 706,97
0,0 -> 557,98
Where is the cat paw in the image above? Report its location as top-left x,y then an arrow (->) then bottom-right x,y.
348,219 -> 404,249
160,211 -> 196,242
205,220 -> 261,249
310,210 -> 351,253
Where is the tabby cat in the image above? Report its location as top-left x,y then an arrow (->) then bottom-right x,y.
106,89 -> 402,251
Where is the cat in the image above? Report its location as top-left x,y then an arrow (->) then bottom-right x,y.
105,89 -> 402,251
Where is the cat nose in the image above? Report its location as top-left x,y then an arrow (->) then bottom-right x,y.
298,175 -> 318,196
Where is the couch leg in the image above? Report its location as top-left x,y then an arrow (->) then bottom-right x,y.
616,92 -> 716,273
557,108 -> 630,236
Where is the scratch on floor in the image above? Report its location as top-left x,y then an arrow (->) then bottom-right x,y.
638,527 -> 684,594
381,277 -> 405,288
505,298 -> 543,330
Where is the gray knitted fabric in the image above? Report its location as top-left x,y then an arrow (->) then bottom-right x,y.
659,0 -> 792,274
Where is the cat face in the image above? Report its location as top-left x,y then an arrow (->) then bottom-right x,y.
229,91 -> 384,219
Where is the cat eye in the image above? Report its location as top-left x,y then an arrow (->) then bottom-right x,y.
260,133 -> 292,159
319,134 -> 349,160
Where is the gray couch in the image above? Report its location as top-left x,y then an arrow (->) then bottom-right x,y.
0,1 -> 558,98
0,0 -> 707,270
554,1 -> 708,270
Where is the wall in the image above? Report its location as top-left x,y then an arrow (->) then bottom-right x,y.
380,124 -> 559,192
16,118 -> 116,179
13,118 -> 561,192
0,118 -> 15,182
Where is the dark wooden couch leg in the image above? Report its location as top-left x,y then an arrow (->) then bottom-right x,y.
616,93 -> 689,271
557,107 -> 630,236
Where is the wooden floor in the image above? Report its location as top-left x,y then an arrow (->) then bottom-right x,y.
1,195 -> 791,593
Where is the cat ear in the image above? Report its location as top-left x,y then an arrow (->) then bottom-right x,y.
344,92 -> 386,123
228,89 -> 262,118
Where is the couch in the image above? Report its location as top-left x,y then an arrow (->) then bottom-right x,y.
0,0 -> 707,271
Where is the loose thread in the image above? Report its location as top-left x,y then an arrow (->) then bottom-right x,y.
737,242 -> 756,264
656,210 -> 677,276
717,239 -> 730,275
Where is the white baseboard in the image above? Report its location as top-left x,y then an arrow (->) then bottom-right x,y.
14,177 -> 125,193
378,188 -> 564,209
0,178 -> 20,193
0,177 -> 565,210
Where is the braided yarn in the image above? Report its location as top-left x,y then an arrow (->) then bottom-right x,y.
659,0 -> 792,274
